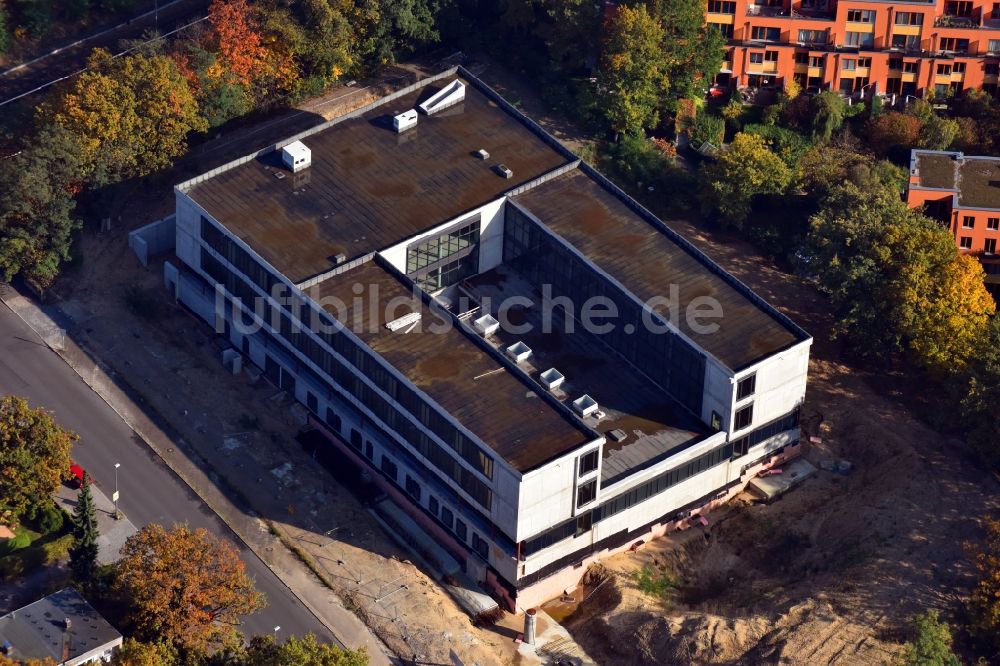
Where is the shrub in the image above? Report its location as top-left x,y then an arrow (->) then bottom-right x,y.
899,610 -> 960,666
8,530 -> 31,551
635,564 -> 678,603
37,503 -> 64,535
867,112 -> 922,156
743,123 -> 812,168
42,534 -> 73,564
691,112 -> 724,147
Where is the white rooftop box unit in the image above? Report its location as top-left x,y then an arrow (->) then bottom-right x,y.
505,341 -> 532,363
572,394 -> 599,417
540,368 -> 564,391
281,140 -> 311,173
419,80 -> 466,115
473,313 -> 500,336
393,109 -> 418,133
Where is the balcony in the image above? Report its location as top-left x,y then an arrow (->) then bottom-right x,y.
935,11 -> 1000,29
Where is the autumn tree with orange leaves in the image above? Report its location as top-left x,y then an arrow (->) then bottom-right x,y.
115,524 -> 266,655
209,0 -> 266,86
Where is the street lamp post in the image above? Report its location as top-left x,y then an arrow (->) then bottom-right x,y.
113,463 -> 121,520
273,626 -> 280,642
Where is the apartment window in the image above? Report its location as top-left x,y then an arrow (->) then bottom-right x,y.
946,1 -> 973,16
765,50 -> 779,62
903,61 -> 919,73
405,475 -> 421,501
843,58 -> 857,71
986,238 -> 998,254
471,533 -> 488,559
809,56 -> 824,67
579,450 -> 599,477
749,52 -> 764,64
795,52 -> 809,64
990,40 -> 1000,54
711,411 -> 722,430
324,408 -> 341,435
364,441 -> 373,460
440,506 -> 454,530
350,428 -> 363,450
847,9 -> 875,22
798,29 -> 827,45
306,391 -> 318,413
429,495 -> 439,516
737,374 -> 757,400
380,455 -> 397,482
710,22 -> 734,39
751,26 -> 781,42
895,12 -> 924,26
845,31 -> 874,48
938,64 -> 953,75
986,63 -> 1000,76
953,62 -> 966,74
892,34 -> 921,50
735,403 -> 754,430
964,216 -> 975,229
988,217 -> 999,230
889,58 -> 903,70
455,519 -> 467,542
577,480 -> 597,507
732,436 -> 750,459
575,511 -> 593,537
858,57 -> 871,68
708,0 -> 736,13
960,236 -> 973,249
940,38 -> 969,53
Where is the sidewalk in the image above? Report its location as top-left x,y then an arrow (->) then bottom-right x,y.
0,289 -> 392,666
55,483 -> 137,566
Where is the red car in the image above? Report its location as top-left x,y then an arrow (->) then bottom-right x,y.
68,463 -> 86,489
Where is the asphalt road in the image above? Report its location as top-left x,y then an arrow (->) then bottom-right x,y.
0,302 -> 333,641
0,0 -> 210,106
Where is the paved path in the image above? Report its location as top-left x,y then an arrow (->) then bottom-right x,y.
0,294 -> 334,643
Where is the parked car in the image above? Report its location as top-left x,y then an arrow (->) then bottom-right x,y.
67,463 -> 86,489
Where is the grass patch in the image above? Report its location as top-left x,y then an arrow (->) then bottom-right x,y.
634,564 -> 679,603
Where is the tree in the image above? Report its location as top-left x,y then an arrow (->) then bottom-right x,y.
803,181 -> 994,370
899,610 -> 961,666
967,515 -> 1000,649
651,0 -> 724,107
355,0 -> 447,71
44,48 -> 206,185
111,638 -> 179,666
867,112 -> 922,156
597,4 -> 668,137
209,0 -> 266,85
810,91 -> 846,142
208,634 -> 368,666
952,317 -> 1000,466
0,1 -> 10,54
918,114 -> 960,151
0,123 -> 86,286
0,396 -> 76,523
69,474 -> 100,583
698,132 -> 792,226
115,524 -> 266,654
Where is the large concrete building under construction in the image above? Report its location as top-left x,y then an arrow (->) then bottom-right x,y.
166,68 -> 812,609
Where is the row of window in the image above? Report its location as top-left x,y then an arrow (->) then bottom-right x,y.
962,217 -> 1000,230
523,441 -> 736,557
841,57 -> 873,71
198,225 -> 496,507
960,237 -> 998,253
731,408 -> 800,459
503,206 -> 706,416
405,219 -> 480,274
402,472 -> 487,558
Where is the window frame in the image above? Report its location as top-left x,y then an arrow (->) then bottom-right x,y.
735,403 -> 754,431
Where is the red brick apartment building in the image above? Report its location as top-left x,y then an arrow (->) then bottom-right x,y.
707,0 -> 1000,97
906,149 -> 1000,289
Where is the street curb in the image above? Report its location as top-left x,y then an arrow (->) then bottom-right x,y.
0,290 -> 391,661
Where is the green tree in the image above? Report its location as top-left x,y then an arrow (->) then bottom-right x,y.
810,91 -> 846,142
0,123 -> 86,286
0,1 -> 10,54
651,0 -> 724,107
355,0 -> 447,70
803,181 -> 994,370
209,634 -> 368,666
0,396 -> 76,524
952,317 -> 1000,465
967,515 -> 1000,649
597,4 -> 668,136
899,610 -> 961,666
69,475 -> 99,583
16,0 -> 51,37
698,132 -> 792,226
918,114 -> 960,151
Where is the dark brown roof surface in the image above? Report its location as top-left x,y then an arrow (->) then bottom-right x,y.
185,77 -> 570,283
513,170 -> 803,370
307,260 -> 594,473
958,158 -> 1000,209
917,153 -> 958,189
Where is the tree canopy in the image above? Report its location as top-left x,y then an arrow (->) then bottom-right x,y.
698,132 -> 792,226
899,610 -> 961,666
967,514 -> 1000,650
69,474 -> 100,583
0,395 -> 76,524
115,523 -> 266,654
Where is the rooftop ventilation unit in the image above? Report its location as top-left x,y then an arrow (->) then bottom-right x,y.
386,312 -> 422,332
393,109 -> 418,133
572,394 -> 599,417
473,313 -> 499,336
505,341 -> 532,363
419,80 -> 466,115
281,140 -> 311,173
475,149 -> 490,160
540,368 -> 564,391
495,164 -> 513,179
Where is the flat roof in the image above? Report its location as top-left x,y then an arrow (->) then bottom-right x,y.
465,266 -> 711,485
0,588 -> 121,663
513,169 -> 804,371
308,260 -> 595,473
916,152 -> 957,190
184,75 -> 571,283
958,157 -> 1000,209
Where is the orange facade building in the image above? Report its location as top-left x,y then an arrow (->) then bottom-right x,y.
708,0 -> 1000,97
906,149 -> 1000,289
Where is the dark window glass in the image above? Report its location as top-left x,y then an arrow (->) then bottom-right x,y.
380,455 -> 397,482
455,519 -> 467,542
472,533 -> 489,558
405,475 -> 421,501
440,506 -> 454,529
577,480 -> 597,507
737,374 -> 757,400
576,511 -> 593,536
579,450 -> 599,477
735,404 -> 754,430
325,408 -> 341,434
429,496 -> 439,516
350,429 -> 363,450
364,441 -> 373,460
